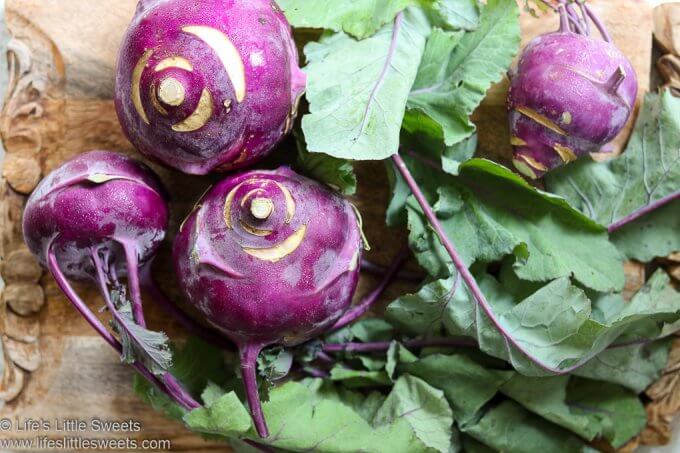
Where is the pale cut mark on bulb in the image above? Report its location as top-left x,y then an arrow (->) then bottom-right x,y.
243,225 -> 307,262
171,88 -> 214,132
158,78 -> 186,106
155,57 -> 194,72
240,220 -> 272,237
223,181 -> 246,229
250,198 -> 274,220
182,25 -> 246,102
553,143 -> 577,163
132,49 -> 153,124
510,136 -> 527,146
519,154 -> 548,172
515,106 -> 568,136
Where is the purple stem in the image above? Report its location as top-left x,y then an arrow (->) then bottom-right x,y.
91,249 -> 199,410
577,1 -> 590,35
139,262 -> 234,350
45,241 -> 182,408
239,343 -> 269,438
315,351 -> 335,364
564,2 -> 586,34
558,5 -> 570,33
302,366 -> 330,379
121,241 -> 146,327
361,259 -> 425,282
608,191 -> 680,233
331,248 -> 410,331
583,3 -> 612,42
324,337 -> 477,354
392,153 -> 602,375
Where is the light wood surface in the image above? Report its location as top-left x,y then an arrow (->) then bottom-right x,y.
0,1 -> 657,451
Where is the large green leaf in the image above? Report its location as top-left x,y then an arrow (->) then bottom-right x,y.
253,381 -> 427,452
278,0 -> 415,39
184,392 -> 252,438
398,354 -> 512,424
278,0 -> 479,40
374,375 -> 454,452
462,400 -> 586,452
407,0 -> 520,146
387,270 -> 680,376
405,158 -> 624,292
501,376 -> 646,448
546,91 -> 680,261
302,9 -> 427,160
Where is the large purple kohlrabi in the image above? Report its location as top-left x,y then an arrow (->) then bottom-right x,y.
173,166 -> 363,437
507,5 -> 637,179
114,0 -> 306,175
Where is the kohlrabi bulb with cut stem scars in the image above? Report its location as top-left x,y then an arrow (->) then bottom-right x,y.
23,150 -> 169,281
173,166 -> 363,437
115,0 -> 306,175
507,5 -> 637,179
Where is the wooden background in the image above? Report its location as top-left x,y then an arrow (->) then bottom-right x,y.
0,1 -> 661,452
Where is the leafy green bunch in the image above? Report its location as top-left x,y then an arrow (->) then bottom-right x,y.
135,1 -> 680,451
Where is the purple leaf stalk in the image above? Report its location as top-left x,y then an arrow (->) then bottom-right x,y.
173,167 -> 365,437
508,2 -> 637,179
115,0 -> 306,175
23,151 -> 198,410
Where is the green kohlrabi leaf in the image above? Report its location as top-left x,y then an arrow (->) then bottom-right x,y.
573,340 -> 672,394
423,0 -> 480,31
546,91 -> 680,261
184,392 -> 252,438
278,0 -> 479,40
565,377 -> 647,448
387,270 -> 680,377
373,375 -> 454,453
462,400 -> 586,452
296,146 -> 357,195
407,0 -> 520,146
398,354 -> 512,424
329,364 -> 391,388
302,9 -> 427,160
110,292 -> 172,376
251,381 -> 429,452
501,375 -> 646,448
277,0 -> 416,39
405,158 -> 624,292
257,347 -> 293,383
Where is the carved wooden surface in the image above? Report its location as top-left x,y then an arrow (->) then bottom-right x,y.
0,1 -> 659,451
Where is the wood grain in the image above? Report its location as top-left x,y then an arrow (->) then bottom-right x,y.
0,1 -> 656,451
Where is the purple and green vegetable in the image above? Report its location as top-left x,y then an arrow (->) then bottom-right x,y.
23,0 -> 680,452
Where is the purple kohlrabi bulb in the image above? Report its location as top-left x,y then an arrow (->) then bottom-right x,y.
173,166 -> 363,348
173,166 -> 363,437
507,28 -> 637,179
22,150 -> 169,281
115,0 -> 306,175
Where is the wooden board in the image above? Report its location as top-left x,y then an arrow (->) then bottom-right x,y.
0,1 -> 653,451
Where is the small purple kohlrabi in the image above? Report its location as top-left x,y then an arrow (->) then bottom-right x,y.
507,4 -> 637,179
